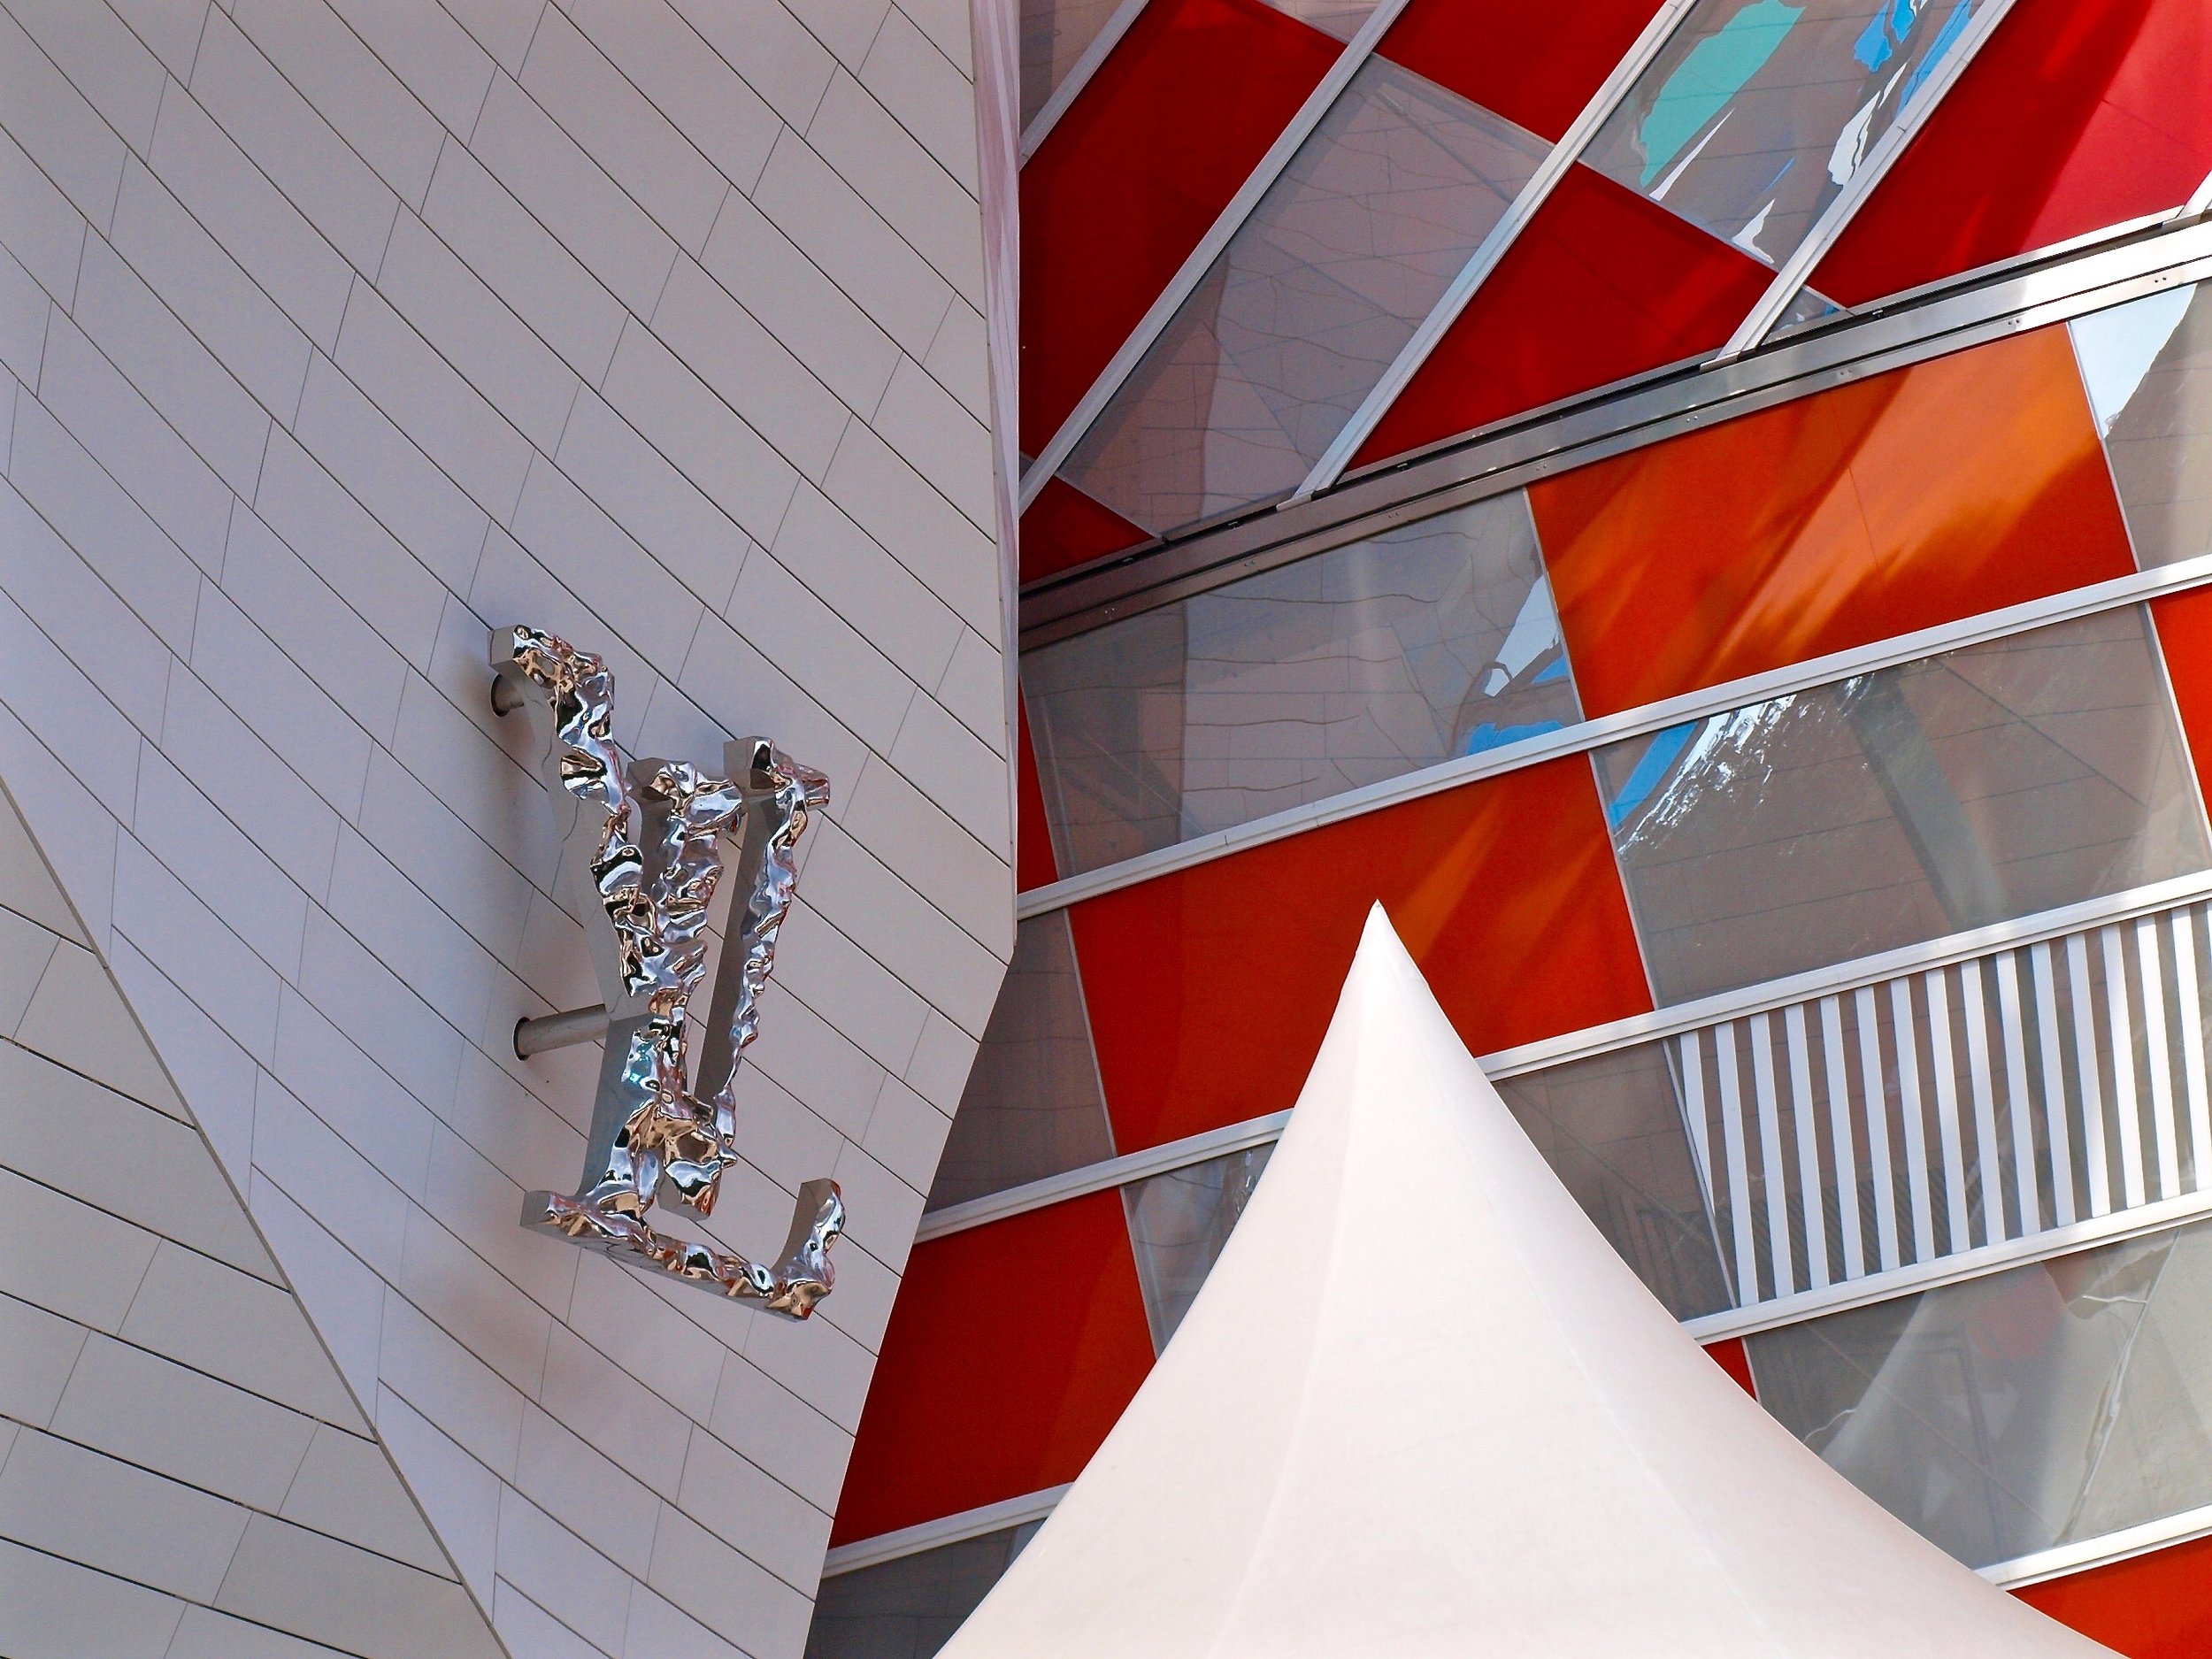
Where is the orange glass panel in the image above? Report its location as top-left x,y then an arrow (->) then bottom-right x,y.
832,1191 -> 1155,1545
1530,324 -> 2137,718
2150,587 -> 2212,805
2012,1532 -> 2212,1657
1069,753 -> 1649,1154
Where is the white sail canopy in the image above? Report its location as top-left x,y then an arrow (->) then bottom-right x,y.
938,906 -> 2116,1657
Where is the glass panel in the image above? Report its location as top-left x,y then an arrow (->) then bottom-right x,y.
1496,1042 -> 1732,1317
806,1523 -> 1045,1659
926,914 -> 1115,1211
1061,57 -> 1549,535
1124,1144 -> 1274,1348
1596,607 -> 2209,1003
1583,0 -> 1990,268
2072,281 -> 2212,572
1025,490 -> 1577,876
1019,0 -> 1127,129
1258,0 -> 1379,42
1749,1213 -> 2212,1570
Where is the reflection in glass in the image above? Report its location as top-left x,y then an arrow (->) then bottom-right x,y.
926,914 -> 1115,1211
1257,0 -> 1379,42
1584,0 -> 1988,268
1597,607 -> 2208,1003
1025,491 -> 1578,875
1125,1144 -> 1274,1349
1018,0 -> 1127,129
1750,1216 -> 2212,1570
806,1523 -> 1046,1659
1062,58 -> 1549,534
1496,1043 -> 1732,1317
2070,281 -> 2212,570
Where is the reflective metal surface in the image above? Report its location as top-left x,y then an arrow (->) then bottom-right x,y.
493,626 -> 842,1316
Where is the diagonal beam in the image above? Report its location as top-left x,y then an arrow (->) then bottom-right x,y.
1294,0 -> 1701,499
1015,0 -> 1418,512
1019,0 -> 1152,164
1711,0 -> 2022,362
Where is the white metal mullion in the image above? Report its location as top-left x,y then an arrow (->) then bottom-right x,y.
1858,985 -> 1901,1272
2138,915 -> 2181,1201
2070,931 -> 2114,1217
1714,1023 -> 1761,1300
1892,977 -> 1937,1263
1960,956 -> 2008,1246
1016,0 -> 1417,509
1293,0 -> 1702,497
2030,941 -> 2077,1226
2187,168 -> 2212,219
1714,0 -> 2024,359
1926,967 -> 1973,1255
2105,924 -> 2148,1210
1994,949 -> 2041,1235
1784,1002 -> 1829,1289
2176,906 -> 2212,1188
1749,1011 -> 1796,1295
1821,995 -> 1865,1279
1018,0 -> 1153,164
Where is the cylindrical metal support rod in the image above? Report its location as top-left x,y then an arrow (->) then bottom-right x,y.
515,1004 -> 611,1057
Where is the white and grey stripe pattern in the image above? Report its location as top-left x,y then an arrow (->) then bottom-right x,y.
1678,900 -> 2212,1308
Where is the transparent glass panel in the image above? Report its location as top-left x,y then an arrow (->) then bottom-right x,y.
1496,1042 -> 1732,1318
1061,57 -> 1549,534
1025,490 -> 1578,876
1124,1143 -> 1274,1349
2070,280 -> 2212,570
1019,0 -> 1127,129
1749,1213 -> 2212,1570
1596,607 -> 2209,1003
926,914 -> 1115,1211
1583,0 -> 1990,268
806,1522 -> 1045,1659
1259,0 -> 1380,42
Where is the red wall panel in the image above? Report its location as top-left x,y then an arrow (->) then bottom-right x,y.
1351,165 -> 1770,471
2150,588 -> 2212,804
1020,0 -> 1340,459
1378,0 -> 1663,144
1017,694 -> 1061,892
1815,0 -> 2212,309
1530,323 -> 2136,717
1069,754 -> 1649,1155
2013,1532 -> 2212,1656
1018,472 -> 1152,585
832,1192 -> 1156,1545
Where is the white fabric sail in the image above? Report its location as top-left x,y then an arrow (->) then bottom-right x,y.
938,905 -> 2116,1657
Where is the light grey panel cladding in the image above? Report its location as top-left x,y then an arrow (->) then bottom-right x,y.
0,0 -> 1015,1654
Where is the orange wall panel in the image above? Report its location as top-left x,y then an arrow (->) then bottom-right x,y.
2013,1532 -> 2212,1656
1529,324 -> 2137,717
1069,754 -> 1650,1154
832,1191 -> 1156,1545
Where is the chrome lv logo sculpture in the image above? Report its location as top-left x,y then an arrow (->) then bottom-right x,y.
493,626 -> 842,1317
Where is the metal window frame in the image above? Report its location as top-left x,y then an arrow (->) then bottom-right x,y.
1712,0 -> 2024,361
1019,0 -> 1152,162
1015,0 -> 1419,509
819,1483 -> 1072,1578
1291,0 -> 1702,498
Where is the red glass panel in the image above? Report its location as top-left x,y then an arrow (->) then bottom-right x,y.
1019,472 -> 1151,585
832,1191 -> 1155,1545
1815,0 -> 2212,309
1702,1337 -> 1756,1398
2012,1531 -> 2212,1656
2150,587 -> 2212,801
1530,323 -> 2136,717
1020,0 -> 1340,457
1017,692 -> 1060,892
1378,0 -> 1663,144
1069,754 -> 1648,1154
1351,165 -> 1770,470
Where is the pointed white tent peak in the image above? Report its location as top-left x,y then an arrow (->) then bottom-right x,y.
939,902 -> 2117,1657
